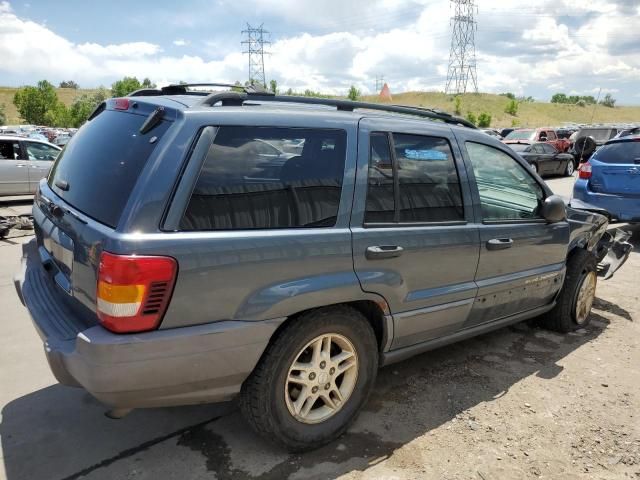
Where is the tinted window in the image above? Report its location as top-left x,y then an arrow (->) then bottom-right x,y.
466,142 -> 544,221
579,128 -> 613,142
0,140 -> 20,160
365,133 -> 464,223
531,144 -> 544,154
505,129 -> 534,140
508,144 -> 530,153
365,133 -> 395,223
25,142 -> 60,161
49,110 -> 170,228
181,127 -> 346,230
540,143 -> 557,154
593,142 -> 640,164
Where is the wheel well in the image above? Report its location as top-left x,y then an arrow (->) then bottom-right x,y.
269,300 -> 389,352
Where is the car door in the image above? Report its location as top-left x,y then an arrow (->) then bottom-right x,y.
351,118 -> 480,349
454,135 -> 569,327
540,143 -> 563,174
0,139 -> 29,195
23,141 -> 60,192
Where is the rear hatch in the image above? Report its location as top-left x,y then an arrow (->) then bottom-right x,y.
590,140 -> 640,196
33,99 -> 173,328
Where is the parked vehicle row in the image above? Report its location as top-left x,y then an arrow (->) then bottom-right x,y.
0,125 -> 77,147
14,83 -> 632,452
0,135 -> 61,195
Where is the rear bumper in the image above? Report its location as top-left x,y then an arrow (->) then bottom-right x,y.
573,180 -> 640,222
14,240 -> 282,409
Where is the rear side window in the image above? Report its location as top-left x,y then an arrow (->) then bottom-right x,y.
49,110 -> 170,228
180,127 -> 346,230
365,132 -> 464,223
593,142 -> 640,164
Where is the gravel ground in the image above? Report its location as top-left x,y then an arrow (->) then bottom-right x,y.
1,176 -> 638,480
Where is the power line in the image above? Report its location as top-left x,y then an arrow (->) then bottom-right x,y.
445,0 -> 478,95
241,23 -> 270,87
375,74 -> 385,92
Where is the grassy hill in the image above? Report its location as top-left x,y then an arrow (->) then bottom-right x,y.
1,86 -> 638,127
361,92 -> 640,128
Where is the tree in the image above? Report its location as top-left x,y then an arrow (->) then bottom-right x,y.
499,92 -> 516,100
269,79 -> 278,94
347,85 -> 360,102
68,88 -> 109,127
44,102 -> 72,127
551,93 -> 568,104
454,95 -> 462,115
142,78 -> 155,88
505,99 -> 518,116
600,93 -> 616,108
477,112 -> 492,128
59,80 -> 79,89
13,80 -> 59,125
465,112 -> 477,126
111,76 -> 144,97
0,103 -> 6,125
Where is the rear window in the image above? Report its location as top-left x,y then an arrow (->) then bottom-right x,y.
593,141 -> 640,164
48,110 -> 170,228
505,130 -> 534,141
579,128 -> 615,142
508,144 -> 530,153
180,126 -> 346,230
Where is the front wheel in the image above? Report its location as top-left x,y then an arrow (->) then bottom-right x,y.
539,249 -> 597,333
240,306 -> 378,451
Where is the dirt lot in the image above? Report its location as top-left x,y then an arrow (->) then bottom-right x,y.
1,176 -> 638,480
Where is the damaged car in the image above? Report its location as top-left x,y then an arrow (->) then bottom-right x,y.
14,84 -> 632,452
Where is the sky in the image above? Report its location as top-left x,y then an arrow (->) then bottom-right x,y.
0,0 -> 639,103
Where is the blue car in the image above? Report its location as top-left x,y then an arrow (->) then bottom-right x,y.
573,136 -> 640,223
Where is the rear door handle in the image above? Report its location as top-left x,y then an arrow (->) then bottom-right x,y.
486,238 -> 513,251
365,245 -> 404,260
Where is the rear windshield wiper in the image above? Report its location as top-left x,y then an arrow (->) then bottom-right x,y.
139,107 -> 165,135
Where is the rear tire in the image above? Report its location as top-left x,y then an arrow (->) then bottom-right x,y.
564,159 -> 575,176
539,249 -> 597,333
240,306 -> 378,452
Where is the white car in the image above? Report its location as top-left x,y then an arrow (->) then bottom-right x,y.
0,135 -> 62,195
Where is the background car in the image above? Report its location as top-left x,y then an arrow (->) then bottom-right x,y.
573,135 -> 640,223
481,128 -> 502,139
503,127 -> 570,152
570,126 -> 622,163
508,141 -> 576,176
0,135 -> 61,195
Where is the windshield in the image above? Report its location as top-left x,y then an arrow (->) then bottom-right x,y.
505,129 -> 535,141
48,109 -> 170,228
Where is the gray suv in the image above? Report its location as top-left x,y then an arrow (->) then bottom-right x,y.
14,84 -> 631,451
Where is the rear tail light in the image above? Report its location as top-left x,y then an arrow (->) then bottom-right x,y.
578,162 -> 592,179
113,98 -> 130,110
97,252 -> 177,333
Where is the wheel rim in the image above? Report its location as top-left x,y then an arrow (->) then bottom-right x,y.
575,271 -> 597,325
567,161 -> 574,176
284,333 -> 358,424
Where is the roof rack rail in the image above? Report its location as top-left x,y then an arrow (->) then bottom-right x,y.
129,82 -> 275,97
196,92 -> 476,128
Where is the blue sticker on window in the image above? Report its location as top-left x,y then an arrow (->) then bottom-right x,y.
404,149 -> 448,161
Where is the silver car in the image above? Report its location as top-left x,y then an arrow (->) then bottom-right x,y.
0,135 -> 61,195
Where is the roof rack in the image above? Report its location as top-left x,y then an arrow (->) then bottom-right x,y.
130,83 -> 476,129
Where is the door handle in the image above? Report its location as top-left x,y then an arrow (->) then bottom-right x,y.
486,238 -> 513,250
365,245 -> 404,260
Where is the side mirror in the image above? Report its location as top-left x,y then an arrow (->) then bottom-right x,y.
540,195 -> 567,223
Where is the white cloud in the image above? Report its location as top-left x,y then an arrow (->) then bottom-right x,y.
0,0 -> 638,102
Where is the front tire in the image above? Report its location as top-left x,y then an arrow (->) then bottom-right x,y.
539,249 -> 597,333
240,306 -> 378,451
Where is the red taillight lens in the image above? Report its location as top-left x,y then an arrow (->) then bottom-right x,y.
578,162 -> 592,179
114,98 -> 130,110
97,252 -> 177,333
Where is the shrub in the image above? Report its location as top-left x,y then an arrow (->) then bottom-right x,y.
505,99 -> 518,116
600,93 -> 616,108
347,85 -> 360,101
499,92 -> 515,100
454,95 -> 462,115
465,112 -> 477,126
576,99 -> 587,107
477,112 -> 492,128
